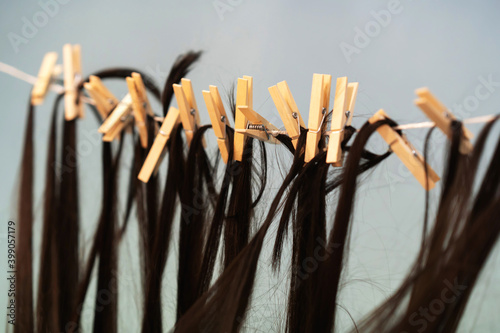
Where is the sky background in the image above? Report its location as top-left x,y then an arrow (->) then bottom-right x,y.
1,0 -> 500,331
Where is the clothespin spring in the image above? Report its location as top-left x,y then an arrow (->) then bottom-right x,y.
345,110 -> 351,122
247,123 -> 270,140
309,107 -> 328,134
325,110 -> 351,136
401,134 -> 420,158
121,113 -> 133,123
292,112 -> 301,136
386,136 -> 419,158
239,125 -> 288,138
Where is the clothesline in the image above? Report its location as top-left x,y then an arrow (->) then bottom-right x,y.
1,61 -> 497,133
0,61 -> 94,105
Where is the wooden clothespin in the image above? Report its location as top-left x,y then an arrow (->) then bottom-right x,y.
203,85 -> 231,163
268,80 -> 305,148
127,74 -> 149,148
414,88 -> 473,154
63,44 -> 84,120
138,107 -> 181,183
368,109 -> 440,190
345,82 -> 359,126
132,73 -> 154,116
173,78 -> 205,147
103,113 -> 134,142
132,72 -> 159,135
83,75 -> 118,119
98,93 -> 133,141
236,106 -> 280,144
234,76 -> 253,161
326,77 -> 348,165
305,74 -> 332,162
31,52 -> 58,105
72,45 -> 84,119
326,78 -> 359,165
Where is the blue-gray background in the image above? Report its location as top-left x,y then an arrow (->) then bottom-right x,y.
1,0 -> 500,331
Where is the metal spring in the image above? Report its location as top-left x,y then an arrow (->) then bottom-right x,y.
247,124 -> 266,130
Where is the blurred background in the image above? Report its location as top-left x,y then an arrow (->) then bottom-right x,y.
1,0 -> 500,331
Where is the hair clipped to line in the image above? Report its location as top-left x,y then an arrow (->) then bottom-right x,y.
9,49 -> 500,333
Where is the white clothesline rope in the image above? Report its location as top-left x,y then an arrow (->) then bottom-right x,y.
1,61 -> 497,134
0,61 -> 65,94
0,61 -> 94,105
394,115 -> 497,130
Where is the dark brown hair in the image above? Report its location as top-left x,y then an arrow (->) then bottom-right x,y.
68,67 -> 162,332
354,117 -> 500,333
176,124 -> 217,320
36,94 -> 63,332
139,51 -> 202,332
16,98 -> 35,333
